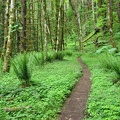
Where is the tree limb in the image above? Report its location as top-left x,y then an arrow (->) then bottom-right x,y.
82,27 -> 100,43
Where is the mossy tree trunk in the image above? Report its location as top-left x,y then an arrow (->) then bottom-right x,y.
3,0 -> 15,72
59,1 -> 65,51
43,0 -> 48,58
116,2 -> 120,23
20,0 -> 26,53
69,0 -> 83,51
2,0 -> 10,60
55,0 -> 60,52
92,0 -> 96,28
76,0 -> 83,51
108,0 -> 116,48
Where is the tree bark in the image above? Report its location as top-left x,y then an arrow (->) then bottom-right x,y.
92,0 -> 96,28
69,0 -> 83,51
43,0 -> 48,58
20,0 -> 27,53
117,2 -> 120,22
3,0 -> 15,72
2,0 -> 9,60
108,0 -> 116,48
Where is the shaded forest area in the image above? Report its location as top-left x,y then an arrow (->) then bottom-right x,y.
0,0 -> 120,120
0,0 -> 119,72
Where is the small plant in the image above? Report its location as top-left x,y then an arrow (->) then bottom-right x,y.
99,54 -> 120,83
32,52 -> 44,67
111,58 -> 120,83
12,53 -> 32,87
54,51 -> 65,60
95,45 -> 118,54
65,50 -> 73,56
95,45 -> 110,54
45,54 -> 54,62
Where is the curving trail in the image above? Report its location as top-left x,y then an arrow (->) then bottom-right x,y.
59,58 -> 91,120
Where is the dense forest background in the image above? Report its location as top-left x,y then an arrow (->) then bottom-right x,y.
0,0 -> 120,72
0,0 -> 120,120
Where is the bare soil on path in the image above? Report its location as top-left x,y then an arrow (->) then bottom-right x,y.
59,58 -> 91,120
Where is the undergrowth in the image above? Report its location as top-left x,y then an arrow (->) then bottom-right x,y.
11,53 -> 32,87
82,53 -> 120,120
98,54 -> 120,84
0,55 -> 81,120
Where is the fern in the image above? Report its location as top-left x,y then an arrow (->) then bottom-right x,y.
99,54 -> 120,83
12,53 -> 32,87
54,51 -> 65,60
33,52 -> 44,67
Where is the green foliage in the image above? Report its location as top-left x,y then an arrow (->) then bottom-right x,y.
95,45 -> 117,54
45,53 -> 54,62
31,52 -> 44,67
82,54 -> 120,120
65,50 -> 73,56
67,34 -> 78,42
0,56 -> 82,119
11,53 -> 32,87
66,7 -> 73,19
99,54 -> 120,83
54,51 -> 65,60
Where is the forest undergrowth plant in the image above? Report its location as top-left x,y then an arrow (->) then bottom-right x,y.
54,51 -> 65,60
0,55 -> 82,120
99,54 -> 120,84
31,52 -> 44,67
65,50 -> 73,56
95,45 -> 116,54
11,53 -> 32,87
45,53 -> 54,62
82,54 -> 120,120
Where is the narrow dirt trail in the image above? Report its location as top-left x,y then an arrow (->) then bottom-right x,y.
59,58 -> 91,120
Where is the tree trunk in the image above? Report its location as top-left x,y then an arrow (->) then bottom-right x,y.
76,0 -> 83,51
40,1 -> 43,51
117,2 -> 120,22
92,0 -> 96,28
3,0 -> 15,72
2,0 -> 9,60
59,1 -> 65,51
69,0 -> 83,51
43,0 -> 48,58
20,0 -> 26,53
108,0 -> 116,48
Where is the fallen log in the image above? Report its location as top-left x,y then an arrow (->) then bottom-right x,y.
82,27 -> 100,43
3,106 -> 31,112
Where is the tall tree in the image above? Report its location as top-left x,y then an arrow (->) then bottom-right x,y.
116,1 -> 120,22
20,0 -> 26,53
108,0 -> 116,48
43,0 -> 48,58
3,0 -> 15,72
69,0 -> 83,51
91,0 -> 96,28
2,0 -> 9,59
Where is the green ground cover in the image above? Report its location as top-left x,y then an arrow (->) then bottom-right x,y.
82,53 -> 120,120
0,54 -> 82,120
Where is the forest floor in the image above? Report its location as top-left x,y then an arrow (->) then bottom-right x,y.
59,58 -> 91,120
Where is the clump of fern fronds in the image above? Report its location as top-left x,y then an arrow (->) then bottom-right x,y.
54,51 -> 65,60
32,52 -> 44,67
12,53 -> 32,87
99,54 -> 120,84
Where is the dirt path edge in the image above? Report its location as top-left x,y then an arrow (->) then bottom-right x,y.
58,58 -> 91,120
